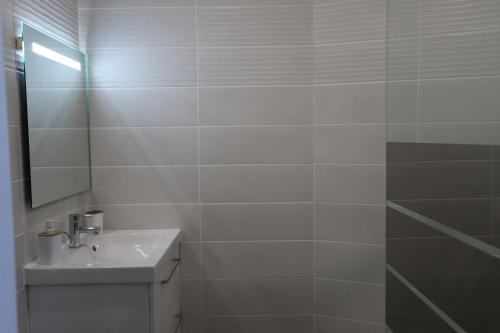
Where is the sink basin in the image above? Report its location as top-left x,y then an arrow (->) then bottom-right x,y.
25,229 -> 181,286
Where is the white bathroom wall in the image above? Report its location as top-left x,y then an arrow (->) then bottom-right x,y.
79,1 -> 314,332
0,1 -> 85,332
387,0 -> 500,145
80,0 -> 387,332
313,0 -> 387,331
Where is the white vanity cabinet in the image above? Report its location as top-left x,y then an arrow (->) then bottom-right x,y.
25,230 -> 182,333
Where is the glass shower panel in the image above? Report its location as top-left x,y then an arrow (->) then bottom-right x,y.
386,0 -> 500,332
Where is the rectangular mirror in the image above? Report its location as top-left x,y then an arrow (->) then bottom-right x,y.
23,24 -> 90,208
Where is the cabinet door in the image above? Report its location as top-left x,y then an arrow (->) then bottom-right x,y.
150,268 -> 181,333
29,284 -> 150,333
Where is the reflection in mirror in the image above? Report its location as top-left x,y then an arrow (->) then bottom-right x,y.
23,24 -> 90,208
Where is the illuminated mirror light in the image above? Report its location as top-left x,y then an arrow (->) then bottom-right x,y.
31,42 -> 81,71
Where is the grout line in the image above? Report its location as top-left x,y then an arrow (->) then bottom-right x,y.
203,314 -> 315,318
315,277 -> 385,287
79,4 -> 313,10
312,14 -> 317,327
84,44 -> 313,50
193,1 -> 205,330
88,84 -> 315,89
91,124 -> 315,129
315,314 -> 386,326
314,239 -> 384,246
91,163 -> 384,168
195,240 -> 314,244
95,202 -> 314,206
315,39 -> 386,48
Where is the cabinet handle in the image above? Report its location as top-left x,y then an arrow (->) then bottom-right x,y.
160,259 -> 180,285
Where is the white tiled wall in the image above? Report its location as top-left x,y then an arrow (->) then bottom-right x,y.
80,0 -> 314,332
81,0 -> 387,332
1,1 -> 86,332
387,0 -> 500,145
313,0 -> 387,332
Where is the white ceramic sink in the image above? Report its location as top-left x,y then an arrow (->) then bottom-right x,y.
25,229 -> 181,286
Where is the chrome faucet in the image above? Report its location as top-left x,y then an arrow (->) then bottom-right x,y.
68,214 -> 101,248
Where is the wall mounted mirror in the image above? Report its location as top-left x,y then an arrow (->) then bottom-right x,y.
23,24 -> 90,208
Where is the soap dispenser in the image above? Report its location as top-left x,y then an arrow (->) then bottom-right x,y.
37,221 -> 63,265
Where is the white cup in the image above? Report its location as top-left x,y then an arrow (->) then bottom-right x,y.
38,233 -> 62,265
85,210 -> 104,230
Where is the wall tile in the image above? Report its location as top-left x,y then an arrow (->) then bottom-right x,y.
315,40 -> 386,84
14,0 -> 79,47
387,237 -> 489,276
5,69 -> 21,125
89,87 -> 197,127
203,279 -> 314,315
420,77 -> 500,123
201,203 -> 313,241
9,126 -> 22,181
315,204 -> 385,244
182,316 -> 203,333
198,46 -> 313,86
316,315 -> 385,333
87,47 -> 196,87
387,0 -> 419,39
96,204 -> 200,241
419,123 -> 500,146
420,0 -> 500,37
91,166 -> 199,204
91,127 -> 197,166
316,278 -> 385,323
200,165 -> 313,203
315,165 -> 386,204
11,181 -> 24,236
314,0 -> 386,44
17,288 -> 28,333
1,0 -> 15,69
79,0 -> 195,8
79,7 -> 195,48
199,86 -> 312,126
197,0 -> 312,6
415,161 -> 491,199
316,241 -> 385,283
204,316 -> 314,333
201,241 -> 313,278
314,124 -> 386,163
24,193 -> 85,232
387,199 -> 491,238
200,126 -> 312,164
387,37 -> 419,83
198,6 -> 311,47
15,234 -> 25,289
387,81 -> 418,124
314,83 -> 386,124
420,31 -> 500,79
387,123 -> 418,143
181,242 -> 201,279
181,280 -> 202,317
